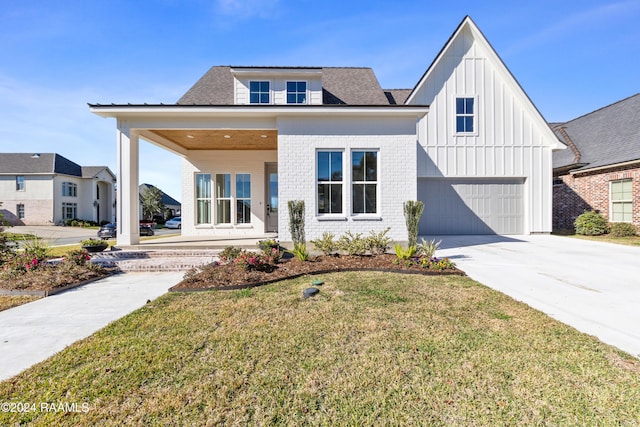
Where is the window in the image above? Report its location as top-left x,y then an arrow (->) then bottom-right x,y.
62,203 -> 77,220
16,176 -> 25,191
216,173 -> 231,224
317,151 -> 343,214
236,174 -> 251,224
352,151 -> 378,214
195,173 -> 211,225
455,97 -> 475,133
249,81 -> 270,104
62,182 -> 77,197
17,204 -> 24,219
287,81 -> 307,104
611,179 -> 633,222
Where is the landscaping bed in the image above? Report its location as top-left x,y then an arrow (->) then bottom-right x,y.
172,253 -> 464,291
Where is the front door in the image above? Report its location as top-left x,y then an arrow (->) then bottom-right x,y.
265,163 -> 278,232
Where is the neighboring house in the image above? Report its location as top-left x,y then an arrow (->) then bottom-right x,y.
138,183 -> 181,219
552,93 -> 640,231
0,153 -> 116,226
90,16 -> 563,245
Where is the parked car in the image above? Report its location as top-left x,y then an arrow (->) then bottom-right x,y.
165,217 -> 181,229
97,223 -> 155,238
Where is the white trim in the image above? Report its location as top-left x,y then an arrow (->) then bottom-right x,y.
609,178 -> 633,223
453,95 -> 478,136
285,80 -> 308,105
316,149 -> 345,217
249,80 -> 272,105
350,149 -> 380,216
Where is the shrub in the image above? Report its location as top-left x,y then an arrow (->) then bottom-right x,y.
337,231 -> 368,256
288,200 -> 305,246
610,222 -> 637,237
366,228 -> 391,255
417,238 -> 441,260
63,249 -> 92,266
257,238 -> 279,251
310,232 -> 336,255
289,243 -> 309,261
233,250 -> 272,271
574,211 -> 609,235
261,246 -> 284,264
81,238 -> 109,247
420,257 -> 456,271
394,244 -> 417,261
21,236 -> 49,260
219,246 -> 242,263
1,252 -> 42,277
403,201 -> 424,247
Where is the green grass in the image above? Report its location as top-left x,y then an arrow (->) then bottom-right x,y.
1,272 -> 639,425
568,234 -> 640,247
0,295 -> 40,312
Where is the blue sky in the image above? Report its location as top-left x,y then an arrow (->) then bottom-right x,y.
1,0 -> 639,202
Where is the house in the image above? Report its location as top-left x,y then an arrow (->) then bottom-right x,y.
0,153 -> 116,226
552,93 -> 640,231
90,16 -> 563,245
139,183 -> 181,220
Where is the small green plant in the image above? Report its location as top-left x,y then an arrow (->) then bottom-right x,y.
63,249 -> 92,266
81,238 -> 108,247
417,238 -> 441,259
366,228 -> 391,255
310,232 -> 336,255
219,246 -> 242,263
232,250 -> 274,271
403,201 -> 424,247
21,236 -> 49,259
394,243 -> 417,261
289,243 -> 309,261
338,231 -> 368,256
609,222 -> 637,237
288,200 -> 306,246
574,210 -> 609,235
420,257 -> 456,271
257,238 -> 279,251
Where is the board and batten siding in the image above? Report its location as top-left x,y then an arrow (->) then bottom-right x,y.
410,25 -> 556,233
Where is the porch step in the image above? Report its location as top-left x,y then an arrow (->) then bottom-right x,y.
91,249 -> 221,272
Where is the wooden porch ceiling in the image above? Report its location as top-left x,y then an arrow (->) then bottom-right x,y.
148,129 -> 278,150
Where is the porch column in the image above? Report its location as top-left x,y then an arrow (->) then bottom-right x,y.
116,125 -> 140,245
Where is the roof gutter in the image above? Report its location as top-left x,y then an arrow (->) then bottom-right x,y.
569,159 -> 640,175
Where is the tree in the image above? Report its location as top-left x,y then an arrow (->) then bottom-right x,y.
140,186 -> 165,220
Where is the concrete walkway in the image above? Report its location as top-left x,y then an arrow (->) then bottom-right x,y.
0,272 -> 183,382
434,235 -> 640,358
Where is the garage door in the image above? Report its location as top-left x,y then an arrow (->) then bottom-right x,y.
418,178 -> 524,235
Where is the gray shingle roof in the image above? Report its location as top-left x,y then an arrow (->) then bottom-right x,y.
0,153 -> 82,176
177,66 -> 391,105
384,89 -> 412,105
139,183 -> 181,206
82,166 -> 115,180
552,93 -> 640,171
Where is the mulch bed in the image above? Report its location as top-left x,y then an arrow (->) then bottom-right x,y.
171,254 -> 465,292
0,265 -> 116,294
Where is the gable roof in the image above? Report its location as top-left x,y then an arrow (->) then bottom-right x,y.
405,16 -> 563,150
82,166 -> 116,180
552,93 -> 640,172
139,183 -> 181,206
177,66 -> 391,106
384,89 -> 412,105
0,153 -> 82,176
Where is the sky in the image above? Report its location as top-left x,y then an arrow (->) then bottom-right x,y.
1,0 -> 639,202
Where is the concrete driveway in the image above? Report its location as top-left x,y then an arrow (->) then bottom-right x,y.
433,235 -> 640,358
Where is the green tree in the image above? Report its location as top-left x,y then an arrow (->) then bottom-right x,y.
140,186 -> 165,220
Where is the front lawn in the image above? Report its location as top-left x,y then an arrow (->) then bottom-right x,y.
0,295 -> 40,312
568,233 -> 640,247
1,272 -> 638,425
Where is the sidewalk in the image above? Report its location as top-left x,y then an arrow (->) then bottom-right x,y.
0,272 -> 183,382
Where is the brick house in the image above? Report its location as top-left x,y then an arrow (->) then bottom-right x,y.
552,93 -> 640,231
90,16 -> 563,246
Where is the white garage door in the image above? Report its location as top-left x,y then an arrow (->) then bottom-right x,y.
418,178 -> 524,235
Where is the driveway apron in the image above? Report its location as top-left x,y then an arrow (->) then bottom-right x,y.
434,235 -> 640,358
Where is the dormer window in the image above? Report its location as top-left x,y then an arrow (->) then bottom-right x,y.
287,81 -> 307,104
249,81 -> 270,104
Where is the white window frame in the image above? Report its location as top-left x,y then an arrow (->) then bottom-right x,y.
316,150 -> 344,216
62,202 -> 77,220
62,181 -> 77,197
286,81 -> 308,104
195,173 -> 212,225
16,175 -> 25,191
249,80 -> 271,104
454,95 -> 477,135
610,179 -> 633,223
236,173 -> 251,224
351,150 -> 379,215
215,173 -> 232,225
